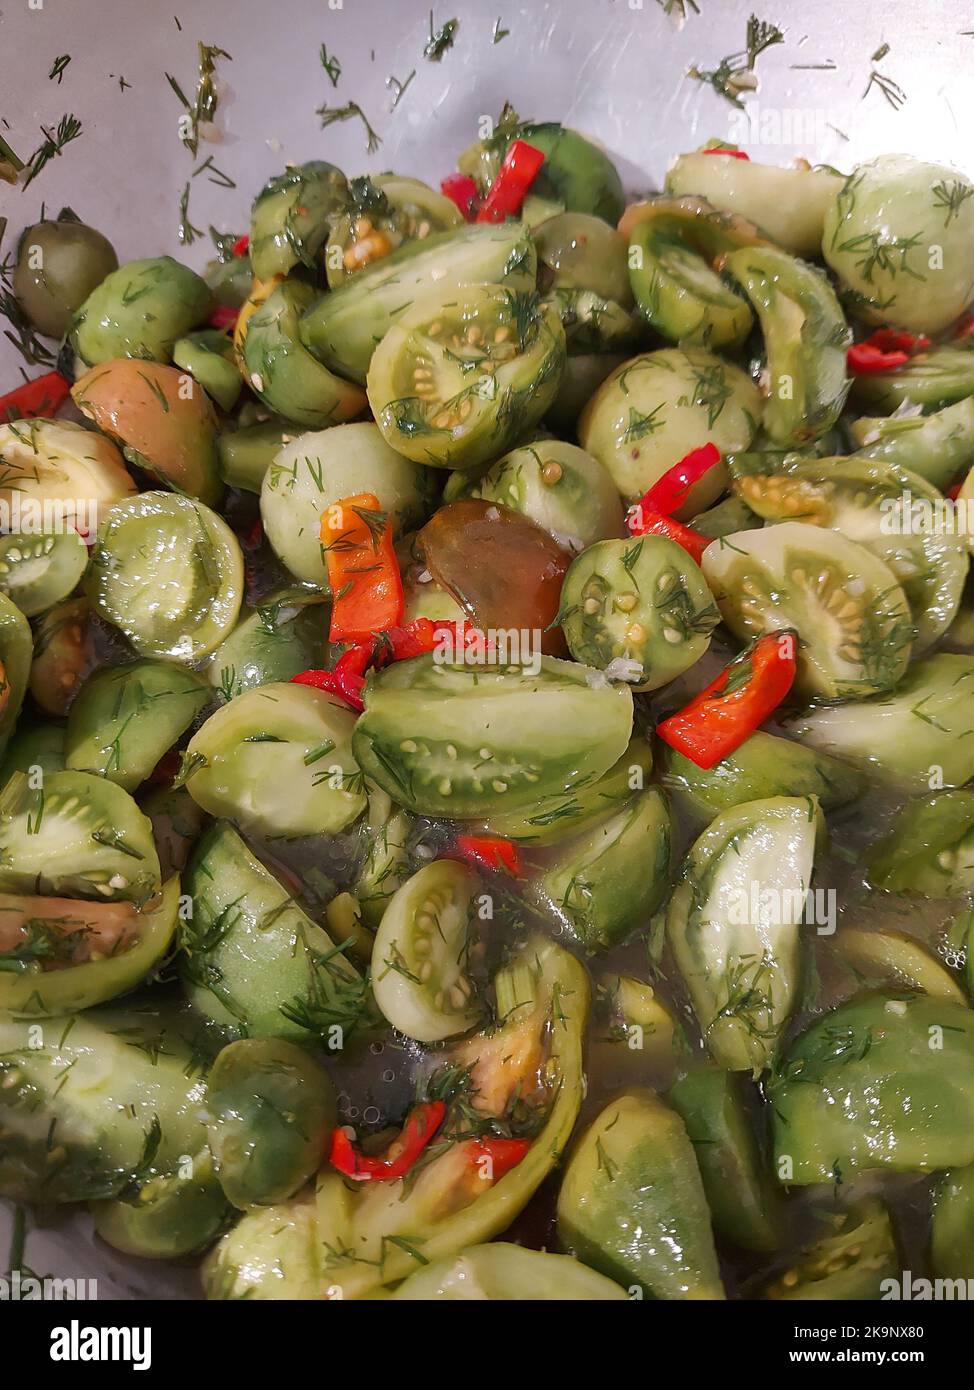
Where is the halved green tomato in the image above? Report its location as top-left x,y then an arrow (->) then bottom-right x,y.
85,491 -> 243,663
172,329 -> 244,412
0,591 -> 32,756
371,859 -> 482,1042
0,529 -> 87,618
367,285 -> 566,471
352,654 -> 634,819
731,454 -> 968,652
702,522 -> 913,701
0,419 -> 135,533
325,174 -> 463,288
763,1202 -> 898,1300
535,211 -> 633,306
389,1243 -> 628,1300
249,160 -> 349,281
206,588 -> 328,701
65,660 -> 210,790
300,221 -> 537,384
725,245 -> 850,447
831,925 -> 965,1002
852,398 -> 974,491
560,535 -> 719,690
0,769 -> 161,904
92,1149 -> 230,1260
28,596 -> 92,716
542,287 -> 638,355
0,876 -> 180,1015
183,681 -> 365,838
242,280 -> 366,428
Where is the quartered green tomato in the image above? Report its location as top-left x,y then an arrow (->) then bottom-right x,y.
659,729 -> 864,824
85,491 -> 243,663
182,820 -> 367,1041
623,196 -> 764,349
823,155 -> 974,333
242,279 -> 367,428
141,784 -> 207,878
702,523 -> 913,700
535,212 -> 632,306
324,174 -> 463,287
260,421 -> 434,586
183,682 -> 365,838
852,397 -> 974,490
390,1243 -> 628,1301
0,769 -> 161,905
172,329 -> 244,412
932,1167 -> 974,1281
217,419 -> 293,494
541,286 -> 638,355
249,160 -> 349,281
669,1066 -> 783,1252
371,860 -> 482,1042
300,221 -> 537,385
830,925 -> 964,1004
667,796 -> 822,1074
0,876 -> 179,1015
593,973 -> 679,1088
557,1090 -> 725,1300
867,790 -> 974,897
204,250 -> 253,310
461,118 -> 625,224
13,214 -> 119,339
731,454 -> 968,652
0,419 -> 135,532
560,535 -> 719,690
92,1148 -> 229,1260
352,654 -> 634,819
65,660 -> 209,791
772,993 -> 974,1182
763,1202 -> 899,1300
0,529 -> 87,618
206,588 -> 327,701
28,596 -> 93,717
205,1038 -> 336,1209
367,285 -> 566,472
0,1002 -> 210,1204
458,439 -> 625,551
0,719 -> 65,784
578,347 -> 762,510
0,591 -> 32,756
69,256 -> 213,366
851,344 -> 974,415
353,790 -> 413,930
539,786 -> 671,951
665,153 -> 844,258
783,653 -> 974,791
726,245 -> 850,446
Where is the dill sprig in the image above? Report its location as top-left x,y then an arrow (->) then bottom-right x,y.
177,181 -> 203,245
932,179 -> 974,227
689,13 -> 785,108
424,12 -> 459,61
320,44 -> 342,87
317,101 -> 382,154
387,70 -> 416,109
22,114 -> 83,190
48,54 -> 71,84
492,17 -> 509,43
165,42 -> 232,158
658,0 -> 699,16
863,67 -> 906,110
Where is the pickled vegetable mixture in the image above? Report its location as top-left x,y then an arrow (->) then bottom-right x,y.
4,112 -> 974,1304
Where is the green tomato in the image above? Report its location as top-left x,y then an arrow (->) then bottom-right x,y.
0,528 -> 87,618
851,344 -> 974,415
300,221 -> 537,385
823,155 -> 974,333
92,1148 -> 229,1260
692,493 -> 763,539
0,418 -> 136,528
772,993 -> 974,1182
206,588 -> 328,701
0,769 -> 161,905
205,1038 -> 336,1208
665,153 -> 843,257
461,118 -> 624,224
181,820 -> 368,1042
85,490 -> 243,663
0,591 -> 32,758
560,535 -> 719,690
13,214 -> 119,339
260,421 -> 434,586
542,286 -> 639,355
852,397 -> 974,489
370,859 -> 482,1041
867,790 -> 974,897
0,719 -> 65,784
28,596 -> 91,717
172,329 -> 243,412
556,1090 -> 725,1300
69,256 -> 213,366
217,419 -> 292,493
367,284 -> 566,471
762,1202 -> 899,1300
726,245 -> 850,446
932,1167 -> 974,1282
702,522 -> 913,700
352,654 -> 634,819
390,1243 -> 628,1300
535,211 -> 632,306
353,790 -> 413,928
578,347 -> 762,509
249,160 -> 349,281
325,174 -> 463,288
183,682 -> 365,838
666,796 -> 822,1074
831,926 -> 964,1004
203,1193 -> 320,1300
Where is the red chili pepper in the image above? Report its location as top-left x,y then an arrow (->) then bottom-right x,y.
0,370 -> 71,423
463,1136 -> 532,1180
476,140 -> 545,223
289,618 -> 469,713
847,328 -> 931,375
208,304 -> 239,331
630,443 -> 722,520
702,147 -> 750,160
321,492 -> 404,643
291,642 -> 373,712
656,631 -> 798,770
441,172 -> 480,221
329,1100 -> 445,1182
452,833 -> 522,877
628,508 -> 711,565
231,233 -> 250,258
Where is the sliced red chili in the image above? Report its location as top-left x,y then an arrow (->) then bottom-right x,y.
440,172 -> 479,221
231,233 -> 250,258
476,140 -> 545,223
628,508 -> 711,565
207,304 -> 239,331
702,147 -> 750,160
630,442 -> 722,520
329,1100 -> 446,1182
463,1136 -> 532,1180
0,370 -> 71,423
452,833 -> 522,877
656,631 -> 798,770
321,492 -> 404,643
290,644 -> 373,712
847,328 -> 931,375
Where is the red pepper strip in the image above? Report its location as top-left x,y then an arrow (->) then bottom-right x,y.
208,304 -> 239,331
0,370 -> 71,423
462,1136 -> 532,1180
631,442 -> 722,520
290,643 -> 373,712
453,833 -> 522,877
329,1100 -> 446,1182
702,147 -> 750,160
656,631 -> 798,770
232,233 -> 250,258
476,140 -> 545,223
847,328 -> 931,375
441,172 -> 479,221
628,508 -> 711,565
321,491 -> 404,643
289,618 -> 470,713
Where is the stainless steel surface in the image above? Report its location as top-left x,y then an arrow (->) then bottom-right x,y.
0,0 -> 968,1297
